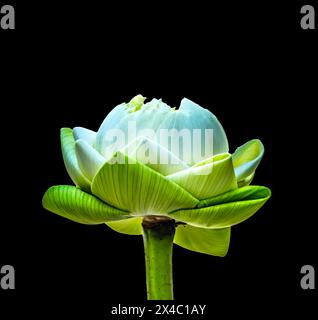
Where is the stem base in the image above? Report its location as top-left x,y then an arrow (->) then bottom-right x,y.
142,217 -> 175,300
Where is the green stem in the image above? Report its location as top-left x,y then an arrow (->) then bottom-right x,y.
142,216 -> 175,300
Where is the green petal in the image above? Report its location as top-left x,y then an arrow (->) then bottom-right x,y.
166,153 -> 237,199
233,139 -> 264,182
91,152 -> 199,215
106,217 -> 143,235
75,139 -> 105,181
238,172 -> 255,187
197,185 -> 268,207
60,128 -> 91,192
174,224 -> 230,257
169,186 -> 271,228
42,185 -> 129,224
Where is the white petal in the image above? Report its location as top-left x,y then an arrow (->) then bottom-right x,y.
75,139 -> 105,181
233,139 -> 264,181
96,103 -> 128,154
73,127 -> 97,146
121,136 -> 188,175
157,98 -> 229,164
96,97 -> 175,156
60,128 -> 91,191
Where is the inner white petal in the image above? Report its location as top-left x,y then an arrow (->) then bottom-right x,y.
73,127 -> 97,146
75,139 -> 105,181
120,136 -> 188,175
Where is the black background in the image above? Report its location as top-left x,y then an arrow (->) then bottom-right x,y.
1,1 -> 317,319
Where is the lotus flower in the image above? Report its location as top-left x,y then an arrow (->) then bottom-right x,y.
42,95 -> 271,300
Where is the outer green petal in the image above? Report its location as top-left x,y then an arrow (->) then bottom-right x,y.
233,139 -> 264,182
91,152 -> 199,215
238,172 -> 255,188
197,185 -> 268,208
166,153 -> 237,199
42,185 -> 130,224
174,224 -> 230,257
60,128 -> 91,192
169,186 -> 271,228
106,217 -> 143,235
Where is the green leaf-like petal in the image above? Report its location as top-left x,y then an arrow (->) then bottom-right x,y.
91,152 -> 199,215
60,128 -> 91,192
238,172 -> 255,188
233,139 -> 264,182
75,139 -> 105,181
42,185 -> 130,224
169,186 -> 271,228
174,224 -> 230,257
197,185 -> 269,208
106,217 -> 143,235
166,153 -> 237,199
